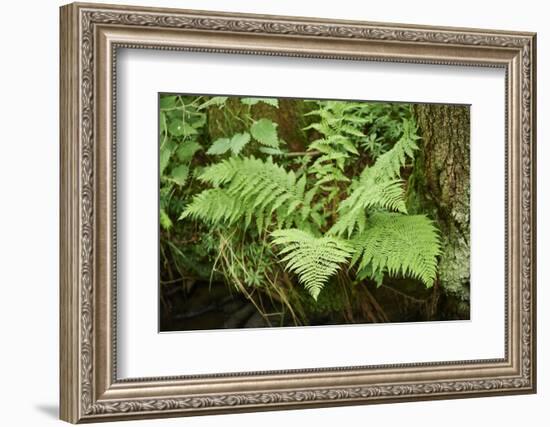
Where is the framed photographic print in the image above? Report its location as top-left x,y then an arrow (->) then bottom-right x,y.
60,2 -> 537,423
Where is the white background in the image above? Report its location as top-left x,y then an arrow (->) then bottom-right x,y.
118,50 -> 505,377
0,0 -> 546,426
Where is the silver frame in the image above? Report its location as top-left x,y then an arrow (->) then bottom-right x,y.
60,2 -> 536,423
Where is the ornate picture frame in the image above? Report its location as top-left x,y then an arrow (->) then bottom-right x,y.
60,2 -> 536,423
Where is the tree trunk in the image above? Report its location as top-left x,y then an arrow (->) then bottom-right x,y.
409,104 -> 470,319
206,98 -> 311,152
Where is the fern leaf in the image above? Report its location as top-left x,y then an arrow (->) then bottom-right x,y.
351,213 -> 441,288
366,118 -> 419,181
198,157 -> 241,186
271,229 -> 353,300
180,189 -> 241,225
330,118 -> 420,236
330,178 -> 407,237
184,157 -> 308,231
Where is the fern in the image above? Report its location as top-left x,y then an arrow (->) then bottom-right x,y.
271,229 -> 354,300
305,100 -> 369,146
330,118 -> 420,236
169,95 -> 442,308
365,118 -> 420,182
179,188 -> 241,225
329,178 -> 407,236
304,101 -> 363,189
197,156 -> 241,186
351,212 -> 441,287
181,156 -> 309,231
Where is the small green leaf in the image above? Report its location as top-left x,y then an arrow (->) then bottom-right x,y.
207,133 -> 251,155
190,112 -> 206,129
230,132 -> 251,155
160,208 -> 173,231
160,95 -> 177,109
176,141 -> 202,162
207,138 -> 231,155
168,119 -> 185,136
171,165 -> 189,186
251,118 -> 279,148
168,119 -> 198,137
160,144 -> 172,175
241,97 -> 279,108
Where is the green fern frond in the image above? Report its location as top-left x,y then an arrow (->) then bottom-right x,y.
179,188 -> 241,225
198,156 -> 241,186
271,229 -> 354,300
330,118 -> 420,236
182,157 -> 308,231
351,212 -> 441,288
330,178 -> 407,237
365,118 -> 420,182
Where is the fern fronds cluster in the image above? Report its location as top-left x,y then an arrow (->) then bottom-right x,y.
271,229 -> 354,300
173,95 -> 442,302
273,212 -> 441,299
351,213 -> 441,287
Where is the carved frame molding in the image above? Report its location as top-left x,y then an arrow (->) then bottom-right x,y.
60,2 -> 536,423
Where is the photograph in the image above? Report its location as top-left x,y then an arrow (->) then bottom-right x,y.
158,94 -> 471,331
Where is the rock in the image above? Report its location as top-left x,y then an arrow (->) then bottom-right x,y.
223,304 -> 257,329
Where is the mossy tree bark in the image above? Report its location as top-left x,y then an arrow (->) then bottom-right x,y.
409,104 -> 471,319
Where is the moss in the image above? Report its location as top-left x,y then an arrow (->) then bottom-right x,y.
300,280 -> 347,314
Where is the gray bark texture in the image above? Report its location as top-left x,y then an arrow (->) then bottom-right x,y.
409,104 -> 471,319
